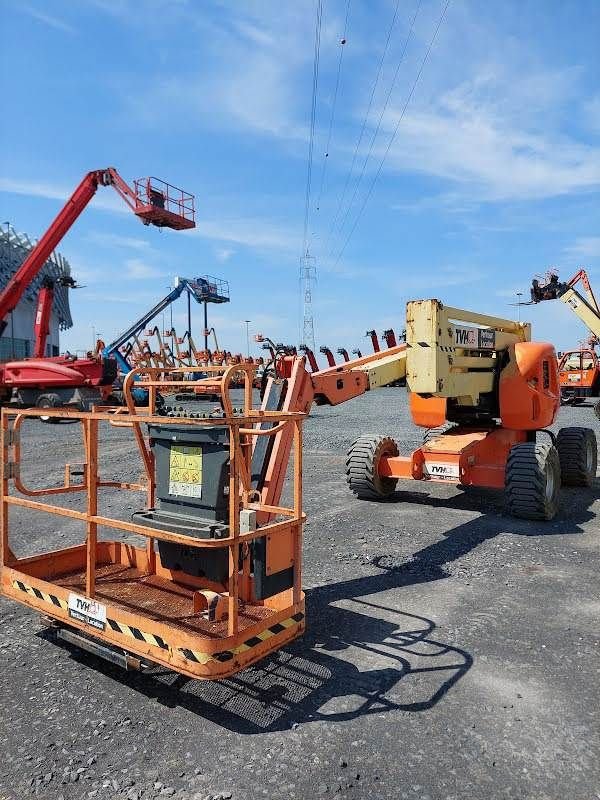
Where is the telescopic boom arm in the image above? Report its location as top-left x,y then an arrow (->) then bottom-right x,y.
531,268 -> 600,341
0,168 -> 195,340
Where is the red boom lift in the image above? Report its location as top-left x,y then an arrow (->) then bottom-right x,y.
0,169 -> 194,410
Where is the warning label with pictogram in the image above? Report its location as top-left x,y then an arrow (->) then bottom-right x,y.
169,445 -> 203,498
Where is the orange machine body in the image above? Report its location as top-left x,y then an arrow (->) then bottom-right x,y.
0,364 -> 306,680
557,348 -> 600,404
499,342 -> 560,429
382,341 -> 560,491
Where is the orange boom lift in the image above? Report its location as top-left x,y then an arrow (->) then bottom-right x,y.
530,268 -> 600,414
345,300 -> 596,521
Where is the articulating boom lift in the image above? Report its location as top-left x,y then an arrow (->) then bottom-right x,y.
0,169 -> 194,410
101,277 -> 209,403
346,300 -> 597,520
530,269 -> 600,412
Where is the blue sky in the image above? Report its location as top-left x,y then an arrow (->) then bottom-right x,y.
1,0 -> 599,356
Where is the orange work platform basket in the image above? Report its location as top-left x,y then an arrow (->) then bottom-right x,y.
0,365 -> 306,679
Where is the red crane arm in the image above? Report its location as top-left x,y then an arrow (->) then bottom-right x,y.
33,283 -> 54,358
0,167 -> 194,338
382,329 -> 397,348
0,170 -> 102,334
366,330 -> 380,353
319,346 -> 336,367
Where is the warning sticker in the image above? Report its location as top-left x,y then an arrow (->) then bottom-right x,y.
169,444 -> 203,498
68,593 -> 107,631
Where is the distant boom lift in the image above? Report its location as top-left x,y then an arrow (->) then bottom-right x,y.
530,268 -> 600,412
0,168 -> 194,409
102,278 -> 210,387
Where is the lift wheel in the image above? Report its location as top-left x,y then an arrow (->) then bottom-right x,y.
505,441 -> 561,520
556,427 -> 597,487
346,434 -> 399,499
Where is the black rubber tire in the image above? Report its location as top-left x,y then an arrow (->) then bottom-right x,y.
556,427 -> 597,487
37,393 -> 62,424
346,434 -> 399,500
505,441 -> 560,520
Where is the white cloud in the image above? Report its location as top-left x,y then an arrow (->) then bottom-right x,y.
564,237 -> 600,259
374,71 -> 600,201
86,232 -> 155,252
20,5 -> 77,34
113,2 -> 345,141
215,247 -> 235,262
123,258 -> 166,279
584,96 -> 600,133
129,53 -> 306,141
188,217 -> 300,253
393,265 -> 485,292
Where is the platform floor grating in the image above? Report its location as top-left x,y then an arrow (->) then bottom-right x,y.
54,563 -> 274,639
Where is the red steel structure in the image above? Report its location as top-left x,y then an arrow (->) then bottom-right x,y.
0,169 -> 194,405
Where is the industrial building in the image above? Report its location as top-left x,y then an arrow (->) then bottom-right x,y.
0,224 -> 73,359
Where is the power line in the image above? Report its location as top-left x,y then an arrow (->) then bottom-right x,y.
302,0 -> 324,258
327,0 -> 423,258
331,0 -> 451,268
300,0 -> 324,347
322,0 -> 401,252
315,0 -> 351,215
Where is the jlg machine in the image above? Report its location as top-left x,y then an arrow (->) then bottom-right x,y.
346,300 -> 596,520
0,330 -> 409,676
530,268 -> 600,413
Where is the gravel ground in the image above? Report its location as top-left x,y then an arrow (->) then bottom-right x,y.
0,388 -> 598,800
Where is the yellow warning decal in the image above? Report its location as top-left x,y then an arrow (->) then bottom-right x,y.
169,444 -> 203,498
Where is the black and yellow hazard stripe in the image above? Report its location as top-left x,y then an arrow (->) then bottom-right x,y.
12,578 -> 303,666
180,612 -> 304,665
105,618 -> 168,651
12,579 -> 168,651
12,579 -> 68,610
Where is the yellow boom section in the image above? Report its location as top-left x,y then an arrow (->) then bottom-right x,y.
559,289 -> 600,340
406,299 -> 530,406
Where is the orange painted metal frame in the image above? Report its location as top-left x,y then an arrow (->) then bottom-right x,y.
379,427 -> 527,489
558,349 -> 600,397
0,364 -> 306,679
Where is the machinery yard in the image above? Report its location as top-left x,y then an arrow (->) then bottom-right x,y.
1,3 -> 599,799
0,389 -> 598,800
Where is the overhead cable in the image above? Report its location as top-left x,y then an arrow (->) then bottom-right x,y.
331,0 -> 451,267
